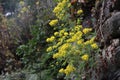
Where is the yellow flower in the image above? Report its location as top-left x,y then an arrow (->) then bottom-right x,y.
59,29 -> 65,36
46,38 -> 50,42
60,51 -> 67,57
69,32 -> 74,36
53,45 -> 57,49
74,25 -> 82,31
50,36 -> 55,41
64,32 -> 68,36
58,2 -> 64,7
53,0 -> 70,19
46,36 -> 55,42
62,0 -> 67,4
54,32 -> 59,36
46,47 -> 52,52
59,43 -> 70,51
77,40 -> 83,45
91,43 -> 98,49
64,65 -> 76,75
74,26 -> 80,31
53,6 -> 61,13
83,28 -> 92,34
76,31 -> 83,37
59,68 -> 64,73
49,19 -> 58,26
78,25 -> 83,28
81,54 -> 89,61
53,51 -> 67,59
89,37 -> 95,44
84,41 -> 90,46
66,39 -> 73,43
71,35 -> 77,41
56,42 -> 62,46
77,9 -> 83,15
53,53 -> 60,58
83,37 -> 95,45
53,43 -> 71,59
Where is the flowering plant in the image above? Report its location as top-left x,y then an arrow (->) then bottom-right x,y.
46,0 -> 99,79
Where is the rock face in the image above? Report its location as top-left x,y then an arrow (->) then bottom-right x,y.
94,0 -> 120,80
95,0 -> 120,46
102,12 -> 120,42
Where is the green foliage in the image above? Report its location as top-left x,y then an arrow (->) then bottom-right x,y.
16,21 -> 46,68
15,1 -> 58,79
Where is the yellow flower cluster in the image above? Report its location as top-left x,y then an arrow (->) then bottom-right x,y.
83,28 -> 92,34
64,32 -> 68,36
83,37 -> 95,45
53,0 -> 71,19
91,43 -> 98,49
46,36 -> 55,42
66,31 -> 83,43
59,68 -> 64,73
46,47 -> 52,52
49,19 -> 58,26
77,9 -> 83,15
73,31 -> 82,40
46,25 -> 85,55
81,54 -> 89,61
54,32 -> 59,36
45,0 -> 99,78
77,39 -> 84,45
54,25 -> 82,43
74,25 -> 83,31
59,29 -> 66,36
59,64 -> 76,75
53,43 -> 71,58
